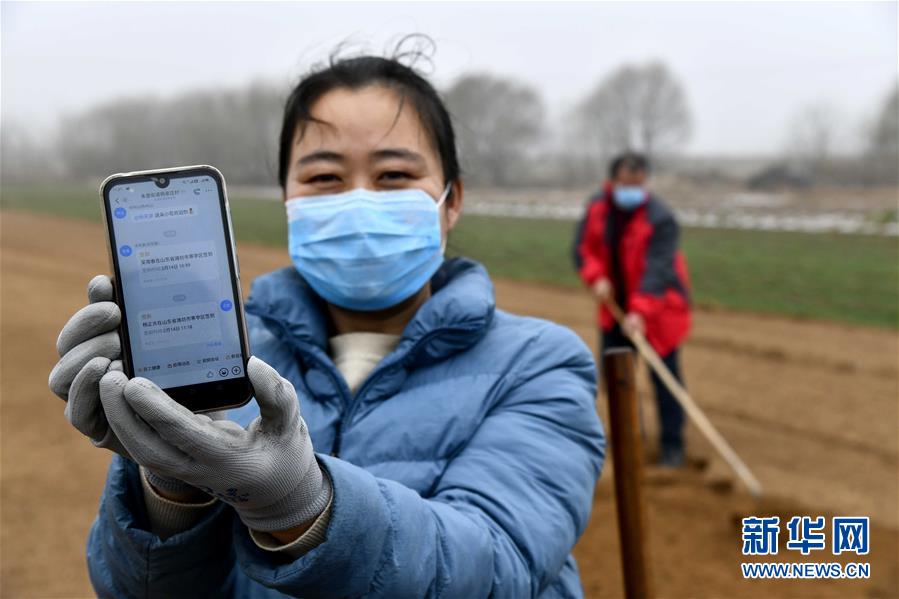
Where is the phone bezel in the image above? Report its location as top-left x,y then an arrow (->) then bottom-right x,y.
99,165 -> 253,413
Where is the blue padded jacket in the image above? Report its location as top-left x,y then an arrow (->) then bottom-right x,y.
86,257 -> 605,598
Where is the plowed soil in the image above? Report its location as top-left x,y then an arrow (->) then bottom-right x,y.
2,211 -> 896,597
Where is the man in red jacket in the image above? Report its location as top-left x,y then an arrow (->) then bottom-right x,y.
574,152 -> 691,467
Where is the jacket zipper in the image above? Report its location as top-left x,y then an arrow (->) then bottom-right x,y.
252,313 -> 353,458
331,325 -> 480,457
306,352 -> 350,458
254,311 -> 480,459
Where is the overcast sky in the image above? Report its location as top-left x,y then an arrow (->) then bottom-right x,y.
2,1 -> 896,155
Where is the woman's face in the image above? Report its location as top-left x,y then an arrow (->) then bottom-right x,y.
284,85 -> 463,238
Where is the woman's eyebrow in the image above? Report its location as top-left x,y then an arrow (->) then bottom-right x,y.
296,150 -> 344,167
372,148 -> 426,166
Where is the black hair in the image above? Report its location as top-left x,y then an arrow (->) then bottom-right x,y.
277,36 -> 460,191
608,152 -> 650,180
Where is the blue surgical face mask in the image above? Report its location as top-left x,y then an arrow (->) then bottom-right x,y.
286,184 -> 451,311
612,186 -> 646,211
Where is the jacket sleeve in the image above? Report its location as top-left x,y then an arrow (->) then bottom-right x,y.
571,211 -> 588,271
86,456 -> 283,599
576,201 -> 607,286
233,325 -> 606,598
631,215 -> 679,320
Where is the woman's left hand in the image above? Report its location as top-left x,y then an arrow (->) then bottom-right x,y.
99,356 -> 331,533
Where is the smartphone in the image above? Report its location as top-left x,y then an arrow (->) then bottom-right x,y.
100,165 -> 252,412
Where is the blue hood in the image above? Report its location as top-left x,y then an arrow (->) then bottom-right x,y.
244,257 -> 496,367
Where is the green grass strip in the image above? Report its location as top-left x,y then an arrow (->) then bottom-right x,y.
3,184 -> 896,328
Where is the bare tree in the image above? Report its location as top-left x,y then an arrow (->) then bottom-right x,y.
1,121 -> 59,183
574,61 -> 691,161
444,73 -> 544,186
865,86 -> 898,184
786,103 -> 839,172
57,82 -> 284,184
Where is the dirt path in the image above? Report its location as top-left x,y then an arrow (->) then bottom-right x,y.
2,210 -> 896,597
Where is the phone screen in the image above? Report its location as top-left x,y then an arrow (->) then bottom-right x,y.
105,173 -> 246,391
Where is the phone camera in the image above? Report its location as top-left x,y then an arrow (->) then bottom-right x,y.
154,176 -> 170,188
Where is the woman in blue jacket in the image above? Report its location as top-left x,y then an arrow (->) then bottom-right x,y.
49,47 -> 605,598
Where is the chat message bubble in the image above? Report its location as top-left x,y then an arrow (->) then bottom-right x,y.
138,302 -> 222,350
131,204 -> 198,223
136,241 -> 218,288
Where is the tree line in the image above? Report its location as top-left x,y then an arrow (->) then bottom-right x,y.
2,62 -> 896,187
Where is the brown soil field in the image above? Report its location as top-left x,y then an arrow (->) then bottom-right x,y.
2,210 -> 897,598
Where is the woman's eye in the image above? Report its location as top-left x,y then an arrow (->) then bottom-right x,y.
307,174 -> 340,184
379,171 -> 411,183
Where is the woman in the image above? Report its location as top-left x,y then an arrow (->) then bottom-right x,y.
49,47 -> 605,598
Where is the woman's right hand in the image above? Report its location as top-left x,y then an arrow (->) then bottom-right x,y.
50,276 -> 213,504
48,275 -> 130,457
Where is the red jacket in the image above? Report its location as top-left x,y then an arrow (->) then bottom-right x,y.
574,184 -> 691,356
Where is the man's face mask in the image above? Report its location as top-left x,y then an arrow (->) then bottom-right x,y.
612,185 -> 646,211
285,184 -> 451,311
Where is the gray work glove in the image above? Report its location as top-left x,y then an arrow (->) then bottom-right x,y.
49,275 -> 127,454
99,356 -> 332,532
49,275 -> 199,498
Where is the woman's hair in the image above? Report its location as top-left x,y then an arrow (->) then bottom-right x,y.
278,36 -> 460,190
